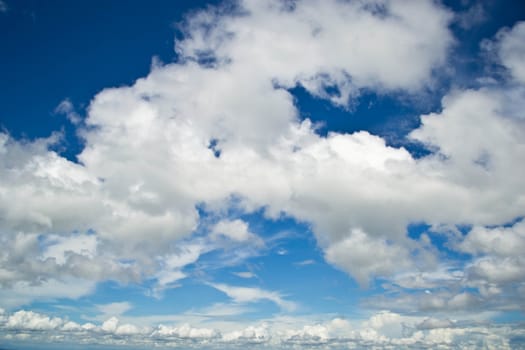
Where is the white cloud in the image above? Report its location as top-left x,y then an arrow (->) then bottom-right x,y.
101,316 -> 119,333
222,324 -> 270,344
498,21 -> 525,84
0,0 -> 457,294
0,278 -> 96,309
5,310 -> 63,331
459,221 -> 525,257
189,302 -> 252,318
468,256 -> 525,285
54,99 -> 82,125
178,0 -> 453,105
1,0 -> 525,331
294,259 -> 315,266
99,316 -> 145,335
0,309 -> 520,349
325,229 -> 412,286
96,302 -> 132,317
211,219 -> 261,244
153,243 -> 206,289
233,271 -> 256,279
209,283 -> 297,312
153,323 -> 219,339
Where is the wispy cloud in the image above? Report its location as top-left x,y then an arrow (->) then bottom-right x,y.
294,259 -> 316,266
232,271 -> 256,279
209,283 -> 297,312
96,302 -> 132,318
54,99 -> 82,124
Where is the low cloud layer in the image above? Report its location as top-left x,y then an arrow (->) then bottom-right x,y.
1,308 -> 523,349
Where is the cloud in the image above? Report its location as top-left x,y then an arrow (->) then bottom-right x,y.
0,309 -> 520,349
222,324 -> 271,344
325,229 -> 412,286
189,302 -> 252,318
96,302 -> 133,317
54,99 -> 82,125
209,283 -> 297,312
153,323 -> 219,339
459,220 -> 525,257
497,21 -> 525,84
100,316 -> 143,335
455,2 -> 486,29
233,271 -> 256,279
0,278 -> 96,309
1,3 -> 525,344
177,0 -> 453,105
294,259 -> 315,266
0,0 -> 456,294
0,0 -> 7,13
42,233 -> 98,264
156,244 -> 205,282
416,317 -> 455,330
5,310 -> 63,331
211,219 -> 262,245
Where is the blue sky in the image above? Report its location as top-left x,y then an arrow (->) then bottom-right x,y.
1,0 -> 525,349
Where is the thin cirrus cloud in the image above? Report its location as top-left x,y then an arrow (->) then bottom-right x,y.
0,0 -> 525,348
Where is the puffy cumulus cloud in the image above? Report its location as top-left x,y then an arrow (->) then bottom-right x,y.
209,283 -> 297,312
0,309 -> 520,349
497,21 -> 525,84
0,133 -> 141,306
279,318 -> 354,346
325,229 -> 412,286
177,0 -> 453,105
222,324 -> 270,344
468,256 -> 525,285
0,0 -> 454,296
211,219 -> 262,245
0,133 -> 101,234
1,0 -> 525,326
153,323 -> 219,339
100,316 -> 144,336
0,227 -> 138,308
441,220 -> 525,312
5,310 -> 63,331
459,220 -> 525,258
410,89 -> 525,200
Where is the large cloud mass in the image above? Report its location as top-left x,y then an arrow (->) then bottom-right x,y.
1,0 -> 525,347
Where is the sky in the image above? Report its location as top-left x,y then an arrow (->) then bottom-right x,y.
1,0 -> 525,349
